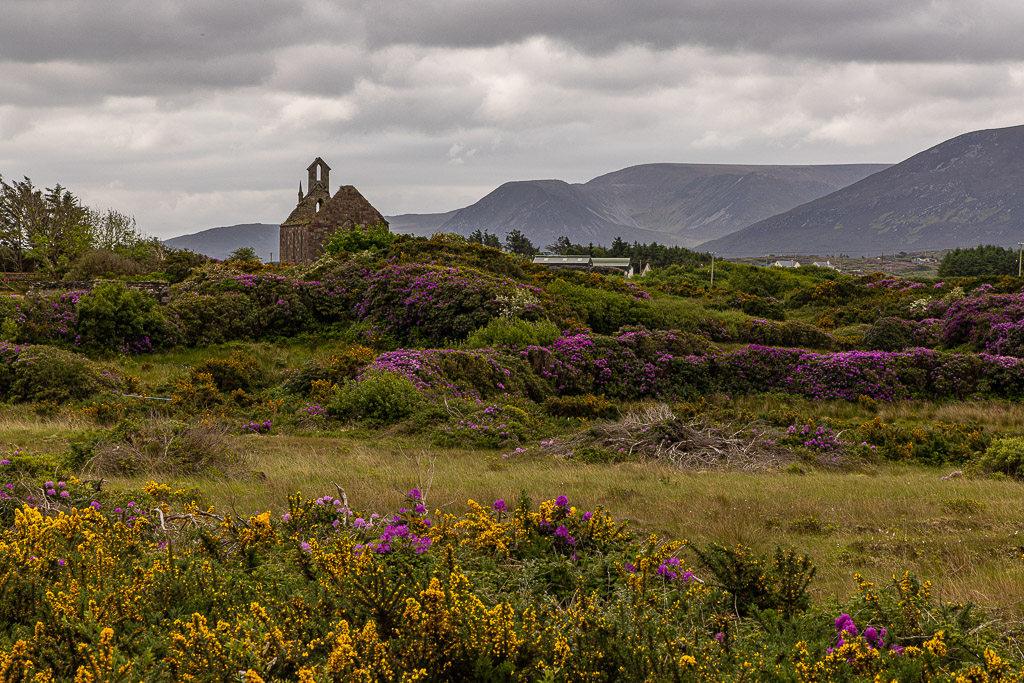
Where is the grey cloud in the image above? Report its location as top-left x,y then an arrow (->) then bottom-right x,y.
0,0 -> 320,63
359,0 -> 1024,62
0,52 -> 277,107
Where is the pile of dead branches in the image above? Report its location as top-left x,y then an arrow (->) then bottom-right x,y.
560,402 -> 793,471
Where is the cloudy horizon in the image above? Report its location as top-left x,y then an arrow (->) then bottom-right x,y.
2,0 -> 1023,240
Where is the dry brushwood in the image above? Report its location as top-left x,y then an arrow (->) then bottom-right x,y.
85,419 -> 250,478
561,402 -> 792,471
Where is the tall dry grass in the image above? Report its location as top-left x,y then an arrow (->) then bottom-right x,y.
107,432 -> 1024,616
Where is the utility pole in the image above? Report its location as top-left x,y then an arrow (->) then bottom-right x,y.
1018,243 -> 1023,277
710,252 -> 716,288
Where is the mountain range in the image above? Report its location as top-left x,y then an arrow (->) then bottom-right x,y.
701,125 -> 1024,257
164,125 -> 1024,260
388,163 -> 888,248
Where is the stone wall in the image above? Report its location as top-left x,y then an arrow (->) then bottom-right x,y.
29,280 -> 171,304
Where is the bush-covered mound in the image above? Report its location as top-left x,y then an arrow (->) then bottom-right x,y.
0,343 -> 120,402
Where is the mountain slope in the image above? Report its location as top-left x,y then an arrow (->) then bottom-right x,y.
700,125 -> 1024,257
164,223 -> 279,260
388,163 -> 888,248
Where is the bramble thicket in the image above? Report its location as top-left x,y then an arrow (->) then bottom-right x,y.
3,231 -> 1024,679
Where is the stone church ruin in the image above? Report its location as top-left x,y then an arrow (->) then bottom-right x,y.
279,158 -> 388,264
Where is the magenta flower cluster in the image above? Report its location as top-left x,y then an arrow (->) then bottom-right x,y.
829,613 -> 903,655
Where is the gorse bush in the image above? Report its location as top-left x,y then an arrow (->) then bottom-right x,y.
189,350 -> 269,393
542,394 -> 618,420
0,451 -> 1016,680
733,318 -> 840,350
687,543 -> 817,618
282,344 -> 377,395
364,348 -> 537,401
330,369 -> 424,425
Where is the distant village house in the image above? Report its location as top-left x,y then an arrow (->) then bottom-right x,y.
279,158 -> 388,264
771,259 -> 801,268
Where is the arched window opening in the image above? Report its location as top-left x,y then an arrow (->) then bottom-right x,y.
316,165 -> 322,181
316,200 -> 323,213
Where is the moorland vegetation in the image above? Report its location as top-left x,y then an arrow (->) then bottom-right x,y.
2,192 -> 1024,680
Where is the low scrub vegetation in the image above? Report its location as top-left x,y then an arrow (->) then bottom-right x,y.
3,229 -> 1024,677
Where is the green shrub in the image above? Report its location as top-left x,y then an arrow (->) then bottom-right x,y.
75,281 -> 169,353
162,248 -> 207,283
740,296 -> 785,321
464,317 -> 561,349
979,436 -> 1024,477
863,316 -> 915,351
164,291 -> 255,345
545,279 -> 656,334
733,318 -> 839,350
542,394 -> 618,420
0,344 -> 116,403
571,445 -> 634,464
324,222 -> 394,254
330,370 -> 424,425
65,250 -> 144,280
940,498 -> 985,515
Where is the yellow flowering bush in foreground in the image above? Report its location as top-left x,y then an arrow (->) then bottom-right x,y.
0,454 -> 1018,681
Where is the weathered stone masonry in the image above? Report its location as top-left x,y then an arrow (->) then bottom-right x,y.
279,158 -> 389,265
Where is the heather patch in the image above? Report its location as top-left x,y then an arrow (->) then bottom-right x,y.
361,347 -> 533,400
354,263 -> 549,343
168,264 -> 365,343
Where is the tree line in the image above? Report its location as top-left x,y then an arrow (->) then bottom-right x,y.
937,244 -> 1021,277
0,175 -> 213,282
466,229 -> 710,268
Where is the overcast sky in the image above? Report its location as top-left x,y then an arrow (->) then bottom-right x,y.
2,0 -> 1023,239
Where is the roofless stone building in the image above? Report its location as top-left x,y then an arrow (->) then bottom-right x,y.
279,158 -> 388,264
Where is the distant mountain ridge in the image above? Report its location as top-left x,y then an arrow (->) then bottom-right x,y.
164,223 -> 279,261
388,163 -> 889,248
701,125 -> 1024,257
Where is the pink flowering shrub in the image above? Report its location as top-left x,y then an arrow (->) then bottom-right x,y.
2,285 -> 175,354
168,264 -> 366,343
360,348 -> 536,400
354,263 -> 549,343
939,292 -> 1024,349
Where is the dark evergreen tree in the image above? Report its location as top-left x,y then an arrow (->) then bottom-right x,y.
504,229 -> 538,255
